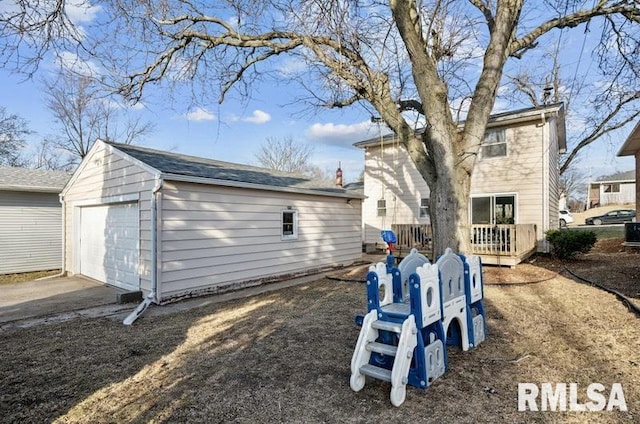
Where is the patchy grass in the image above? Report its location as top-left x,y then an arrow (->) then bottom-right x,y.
566,226 -> 624,240
0,249 -> 639,423
0,270 -> 60,285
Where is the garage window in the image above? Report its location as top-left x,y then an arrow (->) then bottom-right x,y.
282,209 -> 298,240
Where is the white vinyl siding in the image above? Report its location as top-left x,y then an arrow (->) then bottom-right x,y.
362,117 -> 561,252
472,122 -> 548,248
63,143 -> 156,293
0,191 -> 61,274
362,144 -> 431,244
158,181 -> 362,301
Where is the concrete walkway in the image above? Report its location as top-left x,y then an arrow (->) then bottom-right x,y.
0,276 -> 122,325
0,271 -> 351,331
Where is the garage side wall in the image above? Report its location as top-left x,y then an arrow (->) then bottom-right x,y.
0,191 -> 62,274
63,144 -> 156,292
158,181 -> 362,301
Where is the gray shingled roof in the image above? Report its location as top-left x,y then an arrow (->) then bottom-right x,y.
596,170 -> 635,182
0,166 -> 71,192
109,142 -> 358,196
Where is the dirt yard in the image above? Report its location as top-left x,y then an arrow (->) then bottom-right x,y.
1,239 -> 638,423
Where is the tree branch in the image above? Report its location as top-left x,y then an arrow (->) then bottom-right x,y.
510,2 -> 640,58
560,91 -> 640,174
468,0 -> 495,31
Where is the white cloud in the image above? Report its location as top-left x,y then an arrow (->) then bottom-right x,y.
243,109 -> 271,124
307,120 -> 379,148
66,1 -> 102,24
277,57 -> 308,76
184,107 -> 216,122
56,51 -> 101,76
228,110 -> 271,124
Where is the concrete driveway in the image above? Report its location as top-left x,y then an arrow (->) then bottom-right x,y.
0,276 -> 122,324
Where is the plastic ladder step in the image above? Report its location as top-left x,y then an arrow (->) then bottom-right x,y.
366,342 -> 398,356
359,364 -> 392,382
372,320 -> 403,333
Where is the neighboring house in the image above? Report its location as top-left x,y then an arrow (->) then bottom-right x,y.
355,103 -> 566,265
618,120 -> 640,213
61,140 -> 363,303
0,166 -> 71,274
586,171 -> 635,209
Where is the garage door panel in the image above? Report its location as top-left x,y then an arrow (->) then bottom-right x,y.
80,203 -> 139,290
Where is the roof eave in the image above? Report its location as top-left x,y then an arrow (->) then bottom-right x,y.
162,173 -> 365,200
0,186 -> 63,193
618,121 -> 640,157
353,103 -> 566,149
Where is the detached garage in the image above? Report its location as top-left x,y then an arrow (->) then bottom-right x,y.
62,140 -> 363,303
0,166 -> 70,274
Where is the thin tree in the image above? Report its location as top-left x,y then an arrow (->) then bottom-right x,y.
2,1 -> 638,254
43,69 -> 154,164
0,106 -> 31,167
255,136 -> 315,174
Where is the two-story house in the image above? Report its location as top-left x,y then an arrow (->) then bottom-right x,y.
354,103 -> 566,266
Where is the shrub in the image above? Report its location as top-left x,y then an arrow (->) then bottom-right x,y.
546,229 -> 597,259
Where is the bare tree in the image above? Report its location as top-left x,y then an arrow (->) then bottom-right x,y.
30,139 -> 75,171
43,69 -> 154,164
2,1 -> 638,255
0,106 -> 31,167
503,40 -> 639,176
255,136 -> 315,174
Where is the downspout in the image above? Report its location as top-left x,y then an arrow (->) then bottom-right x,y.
540,111 -> 549,252
54,193 -> 66,278
124,176 -> 163,325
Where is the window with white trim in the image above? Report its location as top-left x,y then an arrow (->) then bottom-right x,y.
603,183 -> 620,193
281,210 -> 298,240
419,198 -> 430,218
481,128 -> 507,158
471,195 -> 515,224
377,199 -> 386,217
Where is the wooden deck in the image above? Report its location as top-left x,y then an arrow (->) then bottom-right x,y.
390,223 -> 538,267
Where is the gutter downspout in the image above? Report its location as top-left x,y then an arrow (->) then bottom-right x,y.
51,193 -> 66,278
540,111 -> 549,253
124,176 -> 163,325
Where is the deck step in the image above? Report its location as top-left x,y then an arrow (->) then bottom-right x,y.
372,320 -> 403,333
366,342 -> 398,356
359,364 -> 392,382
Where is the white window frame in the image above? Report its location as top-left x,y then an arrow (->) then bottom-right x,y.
481,128 -> 507,159
419,198 -> 430,218
470,193 -> 518,225
377,199 -> 387,217
281,209 -> 298,240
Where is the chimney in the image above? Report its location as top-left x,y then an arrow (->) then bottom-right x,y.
336,162 -> 343,188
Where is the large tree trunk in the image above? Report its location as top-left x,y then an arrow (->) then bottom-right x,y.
430,165 -> 472,257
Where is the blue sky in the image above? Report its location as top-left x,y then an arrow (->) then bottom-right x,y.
0,3 -> 636,185
1,64 -> 378,183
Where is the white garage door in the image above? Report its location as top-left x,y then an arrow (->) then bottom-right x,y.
80,203 -> 139,290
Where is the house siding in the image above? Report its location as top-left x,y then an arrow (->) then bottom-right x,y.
363,144 -> 430,244
158,180 -> 362,301
472,121 -> 545,233
0,191 -> 62,274
362,117 -> 560,252
63,143 -> 156,292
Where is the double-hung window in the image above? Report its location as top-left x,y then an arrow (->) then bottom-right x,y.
481,129 -> 507,158
282,209 -> 298,240
377,199 -> 387,217
419,198 -> 430,218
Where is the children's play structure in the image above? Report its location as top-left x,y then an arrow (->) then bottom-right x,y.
350,246 -> 486,406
